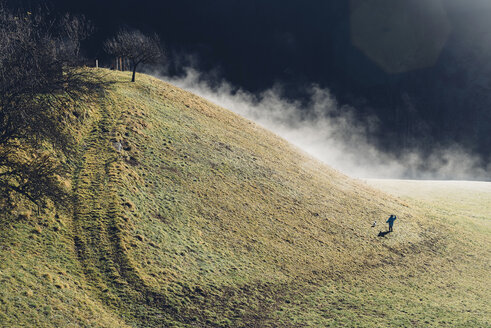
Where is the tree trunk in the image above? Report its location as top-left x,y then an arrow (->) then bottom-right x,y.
132,64 -> 137,82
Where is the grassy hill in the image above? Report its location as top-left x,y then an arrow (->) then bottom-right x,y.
0,70 -> 489,327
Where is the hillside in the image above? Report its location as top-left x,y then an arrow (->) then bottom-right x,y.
0,70 -> 489,327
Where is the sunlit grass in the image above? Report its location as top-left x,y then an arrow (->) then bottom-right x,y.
0,69 -> 489,327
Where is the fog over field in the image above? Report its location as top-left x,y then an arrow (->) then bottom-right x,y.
158,68 -> 490,181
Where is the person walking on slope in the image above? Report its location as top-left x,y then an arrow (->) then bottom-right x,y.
386,214 -> 397,232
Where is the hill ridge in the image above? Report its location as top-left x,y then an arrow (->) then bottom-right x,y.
0,69 -> 489,327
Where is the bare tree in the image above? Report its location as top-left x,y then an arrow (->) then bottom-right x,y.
0,4 -> 101,213
104,28 -> 163,82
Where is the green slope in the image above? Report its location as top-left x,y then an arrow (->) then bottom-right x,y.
0,70 -> 489,327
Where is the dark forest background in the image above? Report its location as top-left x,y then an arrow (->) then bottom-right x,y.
7,0 -> 491,170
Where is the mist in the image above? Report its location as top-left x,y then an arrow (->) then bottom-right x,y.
155,68 -> 490,181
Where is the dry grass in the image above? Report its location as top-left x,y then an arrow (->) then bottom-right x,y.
0,69 -> 489,327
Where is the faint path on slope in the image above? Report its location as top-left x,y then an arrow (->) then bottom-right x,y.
71,95 -> 178,326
